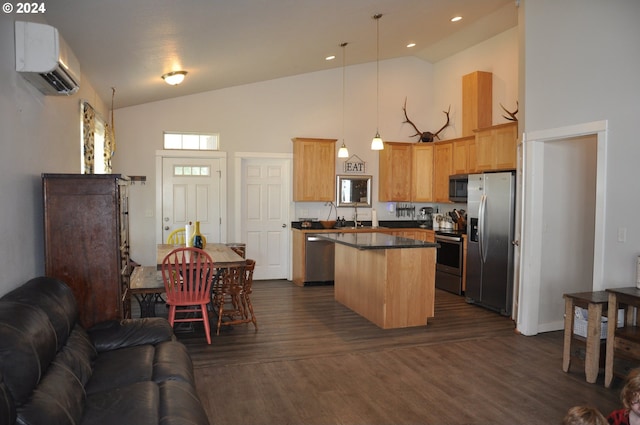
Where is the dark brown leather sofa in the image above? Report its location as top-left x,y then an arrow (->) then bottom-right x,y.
0,277 -> 210,425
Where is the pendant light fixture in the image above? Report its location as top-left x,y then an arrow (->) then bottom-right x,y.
371,13 -> 384,151
338,42 -> 349,158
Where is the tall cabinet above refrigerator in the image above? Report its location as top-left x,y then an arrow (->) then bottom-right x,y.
466,171 -> 516,316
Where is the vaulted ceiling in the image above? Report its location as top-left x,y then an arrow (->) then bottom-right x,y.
44,0 -> 517,108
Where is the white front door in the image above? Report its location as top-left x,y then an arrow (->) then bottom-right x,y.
239,156 -> 291,280
161,156 -> 222,244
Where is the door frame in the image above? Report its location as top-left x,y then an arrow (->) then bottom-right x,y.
155,150 -> 228,244
517,120 -> 607,336
234,152 -> 293,280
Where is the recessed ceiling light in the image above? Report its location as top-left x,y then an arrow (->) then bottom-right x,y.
326,55 -> 336,61
451,16 -> 462,22
407,43 -> 416,48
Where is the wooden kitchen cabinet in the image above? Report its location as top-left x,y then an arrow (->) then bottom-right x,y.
292,137 -> 336,201
462,71 -> 493,137
451,135 -> 476,175
474,122 -> 518,171
378,141 -> 413,201
433,141 -> 453,202
43,174 -> 131,328
411,143 -> 434,202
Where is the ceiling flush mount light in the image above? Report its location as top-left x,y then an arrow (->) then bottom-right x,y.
338,42 -> 349,158
326,55 -> 336,61
371,13 -> 384,151
162,70 -> 187,86
451,16 -> 463,22
407,43 -> 416,48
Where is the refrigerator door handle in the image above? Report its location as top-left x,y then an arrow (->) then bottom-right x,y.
478,193 -> 487,263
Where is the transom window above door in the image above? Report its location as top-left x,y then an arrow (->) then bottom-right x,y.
173,165 -> 211,176
163,132 -> 219,150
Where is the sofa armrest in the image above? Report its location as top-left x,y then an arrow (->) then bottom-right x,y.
88,318 -> 175,352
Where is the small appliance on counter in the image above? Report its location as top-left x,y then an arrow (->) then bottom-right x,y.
417,207 -> 433,228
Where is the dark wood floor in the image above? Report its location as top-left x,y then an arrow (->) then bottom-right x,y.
156,280 -> 622,425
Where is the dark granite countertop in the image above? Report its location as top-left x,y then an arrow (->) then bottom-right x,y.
315,232 -> 438,250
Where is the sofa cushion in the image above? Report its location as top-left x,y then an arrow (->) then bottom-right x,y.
159,380 -> 211,425
82,381 -> 159,425
0,375 -> 16,425
88,318 -> 175,352
1,277 -> 78,352
86,345 -> 155,395
0,302 -> 57,405
153,341 -> 195,385
16,354 -> 86,425
56,326 -> 97,387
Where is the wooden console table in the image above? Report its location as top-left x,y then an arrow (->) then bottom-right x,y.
562,291 -> 609,383
129,266 -> 165,317
605,287 -> 640,388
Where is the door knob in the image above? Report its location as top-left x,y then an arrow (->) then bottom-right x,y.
282,223 -> 287,228
164,226 -> 170,231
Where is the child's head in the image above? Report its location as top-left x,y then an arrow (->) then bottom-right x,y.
562,406 -> 607,425
621,368 -> 640,410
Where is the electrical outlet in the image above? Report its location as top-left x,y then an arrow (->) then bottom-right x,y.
618,227 -> 627,242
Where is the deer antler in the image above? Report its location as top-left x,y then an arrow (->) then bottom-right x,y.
432,105 -> 451,140
500,101 -> 518,121
402,97 -> 423,138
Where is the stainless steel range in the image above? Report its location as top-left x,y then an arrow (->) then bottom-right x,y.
434,231 -> 464,295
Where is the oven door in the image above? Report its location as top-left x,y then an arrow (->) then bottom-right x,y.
435,234 -> 463,295
435,235 -> 463,276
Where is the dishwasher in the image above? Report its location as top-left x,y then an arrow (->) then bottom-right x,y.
304,234 -> 335,284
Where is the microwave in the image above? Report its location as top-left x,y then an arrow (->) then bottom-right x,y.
449,174 -> 468,202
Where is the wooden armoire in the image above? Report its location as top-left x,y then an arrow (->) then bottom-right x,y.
42,174 -> 131,328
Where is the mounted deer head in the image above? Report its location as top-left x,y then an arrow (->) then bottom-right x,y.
500,101 -> 518,121
402,98 -> 450,143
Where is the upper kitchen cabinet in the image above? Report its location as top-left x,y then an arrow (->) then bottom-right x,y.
379,142 -> 413,201
462,71 -> 492,137
433,141 -> 453,202
292,138 -> 336,201
411,143 -> 434,202
474,122 -> 518,171
451,135 -> 476,175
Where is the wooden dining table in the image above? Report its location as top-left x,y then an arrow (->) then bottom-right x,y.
156,243 -> 246,269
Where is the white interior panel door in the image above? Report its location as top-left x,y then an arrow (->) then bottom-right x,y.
242,158 -> 289,279
162,157 -> 221,244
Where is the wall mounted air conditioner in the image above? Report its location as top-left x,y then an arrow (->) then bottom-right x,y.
15,21 -> 81,95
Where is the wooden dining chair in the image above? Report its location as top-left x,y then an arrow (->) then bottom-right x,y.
167,228 -> 208,246
161,247 -> 215,344
211,259 -> 257,335
166,228 -> 186,244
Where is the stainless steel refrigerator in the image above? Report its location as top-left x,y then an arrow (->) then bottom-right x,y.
466,171 -> 516,315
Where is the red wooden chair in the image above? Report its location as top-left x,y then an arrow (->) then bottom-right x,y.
161,247 -> 215,344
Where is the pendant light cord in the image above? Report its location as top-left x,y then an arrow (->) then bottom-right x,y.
342,42 -> 347,145
376,14 -> 380,132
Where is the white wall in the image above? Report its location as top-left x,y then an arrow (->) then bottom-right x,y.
0,14 -> 108,294
113,56 -> 436,266
522,0 -> 640,287
113,28 -> 520,267
433,26 -> 520,137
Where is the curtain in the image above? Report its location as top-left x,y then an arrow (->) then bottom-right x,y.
82,102 -> 95,174
104,123 -> 114,173
82,101 -> 113,174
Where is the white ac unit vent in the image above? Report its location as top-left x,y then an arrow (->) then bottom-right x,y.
15,21 -> 81,95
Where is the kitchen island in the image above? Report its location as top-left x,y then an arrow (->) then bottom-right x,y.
316,232 -> 438,329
